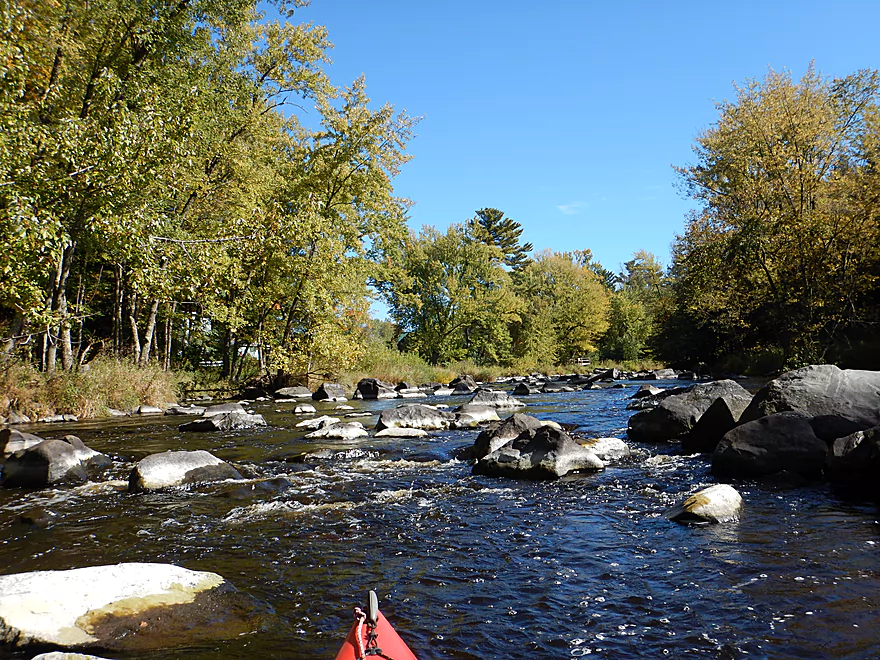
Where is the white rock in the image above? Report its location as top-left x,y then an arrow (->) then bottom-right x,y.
664,484 -> 743,524
580,437 -> 630,462
305,422 -> 368,440
374,427 -> 429,438
295,415 -> 339,430
0,563 -> 225,648
293,404 -> 317,414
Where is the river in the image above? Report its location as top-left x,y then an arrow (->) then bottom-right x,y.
1,383 -> 878,659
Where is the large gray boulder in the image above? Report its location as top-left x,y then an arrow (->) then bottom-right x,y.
449,375 -> 477,392
376,404 -> 455,431
179,411 -> 266,432
579,437 -> 631,463
128,450 -> 243,491
453,405 -> 501,425
312,382 -> 347,401
627,380 -> 752,443
355,378 -> 399,400
664,484 -> 743,524
202,402 -> 247,417
472,426 -> 604,480
512,382 -> 541,396
681,388 -> 754,454
712,412 -> 828,479
826,426 -> 880,499
0,563 -> 261,652
1,428 -> 45,457
1,436 -> 111,488
470,413 -> 545,460
740,365 -> 880,426
273,386 -> 312,399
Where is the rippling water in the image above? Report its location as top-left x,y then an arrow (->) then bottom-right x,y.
2,384 -> 879,659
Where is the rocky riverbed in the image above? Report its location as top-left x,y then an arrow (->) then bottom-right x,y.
1,367 -> 879,658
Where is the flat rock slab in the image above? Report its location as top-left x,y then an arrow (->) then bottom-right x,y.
179,412 -> 266,432
304,422 -> 368,440
129,450 -> 243,491
0,563 -> 261,652
374,427 -> 429,438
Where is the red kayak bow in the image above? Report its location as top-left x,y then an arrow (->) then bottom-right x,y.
335,591 -> 419,660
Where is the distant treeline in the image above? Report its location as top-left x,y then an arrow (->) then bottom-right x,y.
2,0 -> 878,379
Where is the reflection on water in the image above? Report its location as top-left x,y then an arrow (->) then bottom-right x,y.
1,385 -> 879,658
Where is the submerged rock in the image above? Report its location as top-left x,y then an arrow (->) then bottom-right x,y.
129,450 -> 243,491
664,484 -> 743,524
0,562 -> 262,652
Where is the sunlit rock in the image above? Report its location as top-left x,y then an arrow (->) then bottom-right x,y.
295,415 -> 340,430
473,426 -> 604,480
2,436 -> 110,488
0,563 -> 262,652
305,422 -> 368,440
664,484 -> 743,524
178,412 -> 266,432
128,450 -> 243,491
740,365 -> 880,427
375,404 -> 455,431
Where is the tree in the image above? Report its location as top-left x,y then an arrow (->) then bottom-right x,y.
514,250 -> 611,366
467,208 -> 533,272
671,65 -> 880,366
386,224 -> 520,365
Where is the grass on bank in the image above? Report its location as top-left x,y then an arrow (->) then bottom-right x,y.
1,343 -> 666,421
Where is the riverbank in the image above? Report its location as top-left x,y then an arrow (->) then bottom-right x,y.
1,354 -> 665,424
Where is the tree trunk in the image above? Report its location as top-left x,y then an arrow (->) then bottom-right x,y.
129,290 -> 141,362
113,264 -> 124,355
140,298 -> 160,366
2,313 -> 24,356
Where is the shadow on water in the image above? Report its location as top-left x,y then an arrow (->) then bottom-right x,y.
2,382 -> 880,658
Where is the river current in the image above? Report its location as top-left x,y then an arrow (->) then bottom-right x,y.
1,383 -> 879,659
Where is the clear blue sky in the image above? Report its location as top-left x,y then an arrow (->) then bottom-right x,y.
287,0 -> 879,275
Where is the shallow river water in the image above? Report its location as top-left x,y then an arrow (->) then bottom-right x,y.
1,383 -> 879,659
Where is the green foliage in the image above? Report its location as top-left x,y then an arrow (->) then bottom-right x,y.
467,208 -> 533,272
668,65 -> 880,367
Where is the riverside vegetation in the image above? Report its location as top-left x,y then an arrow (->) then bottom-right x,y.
2,0 -> 880,417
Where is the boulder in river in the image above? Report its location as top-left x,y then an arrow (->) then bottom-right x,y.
512,382 -> 541,396
355,378 -> 398,400
129,450 -> 243,491
453,404 -> 501,426
449,375 -> 477,393
681,388 -> 754,454
711,412 -> 828,479
664,484 -> 743,524
179,412 -> 266,432
164,404 -> 207,416
472,426 -> 604,480
273,386 -> 312,400
376,404 -> 455,431
627,380 -> 752,443
1,436 -> 111,488
467,390 -> 524,409
304,422 -> 368,440
578,437 -> 631,463
470,413 -> 545,460
295,415 -> 340,430
312,382 -> 347,401
1,428 -> 45,457
374,427 -> 429,438
0,562 -> 262,652
202,402 -> 247,417
826,426 -> 880,499
132,404 -> 164,415
740,364 -> 880,427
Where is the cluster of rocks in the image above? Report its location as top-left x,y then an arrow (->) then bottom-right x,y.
627,365 -> 880,498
